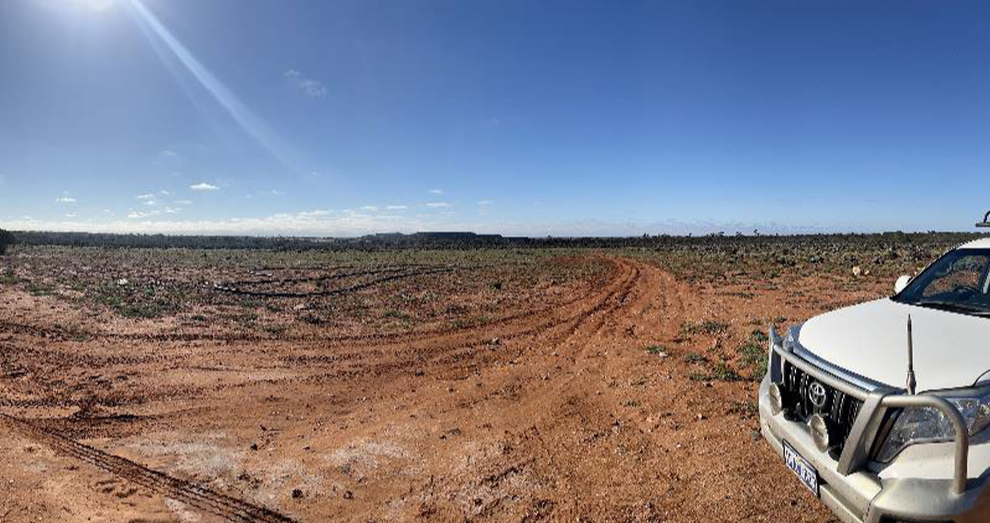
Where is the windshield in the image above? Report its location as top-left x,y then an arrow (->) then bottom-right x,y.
894,248 -> 990,316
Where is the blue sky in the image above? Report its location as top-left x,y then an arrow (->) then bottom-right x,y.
1,0 -> 989,236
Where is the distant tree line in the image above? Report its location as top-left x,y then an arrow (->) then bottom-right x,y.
0,228 -> 14,255
6,229 -> 983,253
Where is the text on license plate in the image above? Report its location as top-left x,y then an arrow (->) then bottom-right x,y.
783,440 -> 819,496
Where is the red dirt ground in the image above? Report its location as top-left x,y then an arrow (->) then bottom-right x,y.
0,247 -> 897,522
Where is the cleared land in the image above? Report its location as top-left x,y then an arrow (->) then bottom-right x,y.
0,237 -> 961,522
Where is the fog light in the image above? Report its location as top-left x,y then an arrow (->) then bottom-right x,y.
768,383 -> 784,415
809,414 -> 830,452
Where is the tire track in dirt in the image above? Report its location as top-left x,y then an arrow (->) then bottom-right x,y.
0,413 -> 298,523
0,255 -> 646,522
454,258 -> 664,518
162,258 -> 643,443
532,257 -> 643,350
0,258 -> 631,411
274,257 -> 639,381
0,262 -> 607,346
0,270 -> 618,421
400,258 -> 648,415
361,257 -> 658,521
276,257 -> 649,520
214,266 -> 463,298
138,260 -> 627,402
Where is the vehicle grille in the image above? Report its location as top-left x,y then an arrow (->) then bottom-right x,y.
782,361 -> 863,454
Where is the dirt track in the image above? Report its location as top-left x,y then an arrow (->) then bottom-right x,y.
0,251 -> 869,522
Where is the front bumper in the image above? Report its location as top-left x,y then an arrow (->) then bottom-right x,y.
758,333 -> 990,523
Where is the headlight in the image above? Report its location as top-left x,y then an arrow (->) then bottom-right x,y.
876,389 -> 990,462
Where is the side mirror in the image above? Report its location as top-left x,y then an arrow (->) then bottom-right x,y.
894,275 -> 912,294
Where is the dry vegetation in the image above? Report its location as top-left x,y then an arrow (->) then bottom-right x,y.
0,234 -> 970,522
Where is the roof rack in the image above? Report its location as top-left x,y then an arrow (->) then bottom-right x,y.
978,211 -> 990,228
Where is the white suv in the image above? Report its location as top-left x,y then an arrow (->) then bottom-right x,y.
759,237 -> 990,523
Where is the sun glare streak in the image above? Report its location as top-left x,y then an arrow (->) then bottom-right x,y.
123,0 -> 293,166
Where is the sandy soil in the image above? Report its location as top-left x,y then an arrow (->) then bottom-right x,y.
0,249 -> 895,522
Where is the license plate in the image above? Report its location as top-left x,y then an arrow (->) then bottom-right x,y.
783,440 -> 819,496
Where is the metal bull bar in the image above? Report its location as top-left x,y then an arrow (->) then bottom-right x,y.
769,327 -> 971,496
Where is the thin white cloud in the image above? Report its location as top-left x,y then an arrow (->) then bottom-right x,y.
360,205 -> 379,212
12,209 -> 418,235
55,197 -> 76,203
160,149 -> 179,158
137,193 -> 156,200
298,209 -> 332,217
190,182 -> 219,191
386,205 -> 408,211
299,80 -> 328,97
128,210 -> 161,219
268,189 -> 285,196
64,212 -> 77,218
143,200 -> 158,206
284,70 -> 327,98
477,200 -> 494,206
160,190 -> 172,196
163,207 -> 180,214
174,200 -> 193,205
429,189 -> 444,195
426,202 -> 451,209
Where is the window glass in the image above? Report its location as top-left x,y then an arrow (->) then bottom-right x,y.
896,250 -> 990,316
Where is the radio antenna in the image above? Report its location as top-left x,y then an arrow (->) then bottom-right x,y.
906,315 -> 917,394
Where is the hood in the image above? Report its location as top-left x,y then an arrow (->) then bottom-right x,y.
798,298 -> 990,392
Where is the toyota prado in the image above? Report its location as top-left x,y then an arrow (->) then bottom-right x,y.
759,236 -> 990,522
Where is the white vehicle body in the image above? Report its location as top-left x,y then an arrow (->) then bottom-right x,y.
759,237 -> 990,523
800,299 -> 990,391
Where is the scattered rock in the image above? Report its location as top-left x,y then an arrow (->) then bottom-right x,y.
116,278 -> 129,286
343,490 -> 354,500
852,266 -> 862,277
249,443 -> 258,451
292,488 -> 303,499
